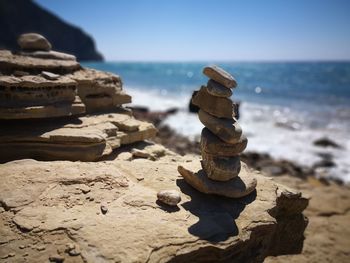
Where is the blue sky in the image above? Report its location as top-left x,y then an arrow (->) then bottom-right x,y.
35,0 -> 350,61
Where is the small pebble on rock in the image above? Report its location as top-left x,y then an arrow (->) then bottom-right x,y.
100,203 -> 108,214
65,243 -> 80,256
36,245 -> 46,251
49,254 -> 65,262
41,71 -> 60,80
157,190 -> 181,206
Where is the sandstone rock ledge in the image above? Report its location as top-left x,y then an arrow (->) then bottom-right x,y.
0,153 -> 308,262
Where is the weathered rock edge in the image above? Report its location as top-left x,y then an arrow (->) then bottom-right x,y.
0,154 -> 308,263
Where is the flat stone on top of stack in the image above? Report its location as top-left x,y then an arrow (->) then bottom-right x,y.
178,65 -> 256,198
203,65 -> 237,89
18,33 -> 52,51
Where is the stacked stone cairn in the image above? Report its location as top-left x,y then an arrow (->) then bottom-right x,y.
178,65 -> 257,198
0,33 -> 157,161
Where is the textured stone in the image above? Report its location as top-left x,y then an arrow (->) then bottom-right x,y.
198,109 -> 242,144
71,68 -> 131,113
0,54 -> 133,117
178,159 -> 256,198
20,50 -> 76,61
0,156 -> 308,262
207,79 -> 232,97
265,175 -> 350,263
157,190 -> 181,206
0,113 -> 156,161
40,71 -> 60,80
131,144 -> 169,160
0,97 -> 85,119
201,128 -> 247,156
17,33 -> 51,51
117,121 -> 157,145
0,75 -> 77,108
0,50 -> 80,74
0,74 -> 76,86
192,86 -> 234,118
203,65 -> 237,88
201,152 -> 241,181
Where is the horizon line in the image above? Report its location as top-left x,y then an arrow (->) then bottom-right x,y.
83,59 -> 350,63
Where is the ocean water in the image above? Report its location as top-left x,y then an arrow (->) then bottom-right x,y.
83,62 -> 350,183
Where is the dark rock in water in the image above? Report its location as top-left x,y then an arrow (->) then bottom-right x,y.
0,0 -> 103,61
233,101 -> 240,119
315,152 -> 335,168
189,90 -> 200,113
313,159 -> 336,168
131,106 -> 178,126
166,107 -> 178,114
128,106 -> 149,113
317,152 -> 333,160
313,137 -> 341,148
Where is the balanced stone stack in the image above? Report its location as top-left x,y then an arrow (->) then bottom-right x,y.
178,65 -> 257,198
0,33 -> 83,119
0,33 -> 156,161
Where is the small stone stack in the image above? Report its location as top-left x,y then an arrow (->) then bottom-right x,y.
178,65 -> 257,198
0,33 -> 157,161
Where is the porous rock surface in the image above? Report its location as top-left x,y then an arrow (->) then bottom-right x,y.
0,50 -> 80,75
0,151 -> 308,262
0,112 -> 157,162
71,68 -> 131,113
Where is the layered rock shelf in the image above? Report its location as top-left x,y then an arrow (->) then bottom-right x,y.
0,154 -> 308,262
0,112 -> 156,162
0,33 -> 156,162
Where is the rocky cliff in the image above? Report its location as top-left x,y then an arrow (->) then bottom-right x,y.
0,0 -> 103,61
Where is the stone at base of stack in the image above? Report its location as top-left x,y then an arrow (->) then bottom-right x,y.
178,160 -> 257,198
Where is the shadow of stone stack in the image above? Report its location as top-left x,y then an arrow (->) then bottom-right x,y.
0,33 -> 157,162
178,65 -> 257,198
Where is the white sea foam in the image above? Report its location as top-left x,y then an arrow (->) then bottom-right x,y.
125,86 -> 350,183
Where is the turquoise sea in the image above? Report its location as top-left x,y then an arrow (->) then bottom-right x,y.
83,62 -> 350,182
